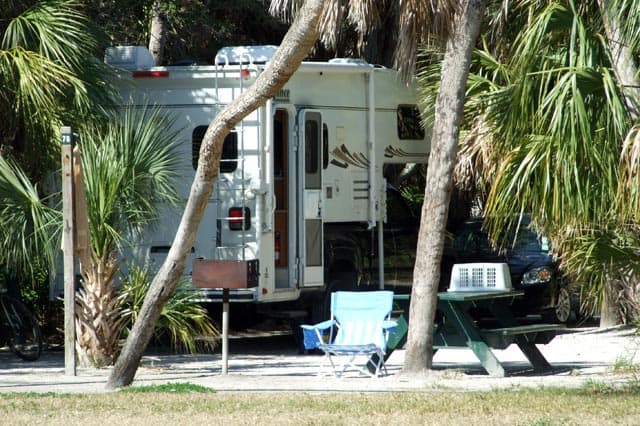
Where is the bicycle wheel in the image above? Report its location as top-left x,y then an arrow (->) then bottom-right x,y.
0,295 -> 43,361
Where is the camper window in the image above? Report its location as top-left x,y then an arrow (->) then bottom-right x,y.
397,105 -> 425,140
304,112 -> 322,190
192,125 -> 238,172
305,120 -> 319,174
323,123 -> 329,170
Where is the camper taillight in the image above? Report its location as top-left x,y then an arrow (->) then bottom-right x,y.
132,70 -> 170,78
228,207 -> 250,230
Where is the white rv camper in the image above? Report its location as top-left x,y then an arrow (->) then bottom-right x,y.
101,45 -> 429,321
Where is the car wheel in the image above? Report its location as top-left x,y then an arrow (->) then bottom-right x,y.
553,286 -> 572,323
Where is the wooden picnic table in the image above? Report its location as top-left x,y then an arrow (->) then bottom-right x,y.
386,291 -> 562,377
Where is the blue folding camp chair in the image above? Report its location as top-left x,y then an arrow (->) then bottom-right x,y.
300,291 -> 397,377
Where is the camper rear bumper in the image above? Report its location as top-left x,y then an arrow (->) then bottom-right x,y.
191,288 -> 257,303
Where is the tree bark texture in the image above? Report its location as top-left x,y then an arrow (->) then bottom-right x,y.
403,0 -> 487,374
597,0 -> 640,326
598,0 -> 640,122
75,256 -> 124,367
148,0 -> 166,66
106,0 -> 324,389
600,282 -> 618,327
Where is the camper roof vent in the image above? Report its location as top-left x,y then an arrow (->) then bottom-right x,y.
104,46 -> 155,70
215,45 -> 278,66
328,58 -> 370,66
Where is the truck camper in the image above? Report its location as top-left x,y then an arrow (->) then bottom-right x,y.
93,45 -> 429,323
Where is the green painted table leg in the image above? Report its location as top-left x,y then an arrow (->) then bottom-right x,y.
439,300 -> 506,377
387,314 -> 408,352
489,300 -> 553,372
516,338 -> 552,372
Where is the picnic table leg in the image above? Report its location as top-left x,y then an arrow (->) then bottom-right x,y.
515,338 -> 552,372
438,301 -> 505,377
488,302 -> 553,373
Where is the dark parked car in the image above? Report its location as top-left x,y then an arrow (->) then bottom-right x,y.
447,217 -> 578,323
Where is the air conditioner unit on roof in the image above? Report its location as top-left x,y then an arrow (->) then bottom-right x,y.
215,45 -> 278,65
104,46 -> 155,70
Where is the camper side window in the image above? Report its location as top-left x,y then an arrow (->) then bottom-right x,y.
305,120 -> 319,174
323,123 -> 329,170
192,125 -> 238,172
304,112 -> 322,190
397,105 -> 425,140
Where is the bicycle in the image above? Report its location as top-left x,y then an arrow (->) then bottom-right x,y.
0,291 -> 43,361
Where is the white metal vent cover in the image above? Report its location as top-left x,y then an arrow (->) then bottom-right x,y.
449,263 -> 512,292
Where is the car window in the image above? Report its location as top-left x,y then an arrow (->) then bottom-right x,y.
454,220 -> 549,257
455,227 -> 494,255
509,231 -> 541,253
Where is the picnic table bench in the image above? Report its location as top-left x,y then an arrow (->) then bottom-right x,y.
385,291 -> 563,377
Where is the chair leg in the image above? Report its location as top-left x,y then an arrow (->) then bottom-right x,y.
318,348 -> 390,378
324,353 -> 340,377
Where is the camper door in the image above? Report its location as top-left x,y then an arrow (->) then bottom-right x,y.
297,110 -> 323,287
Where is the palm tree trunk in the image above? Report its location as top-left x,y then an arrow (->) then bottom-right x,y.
403,0 -> 487,374
148,0 -> 166,66
105,0 -> 324,390
75,256 -> 123,367
600,280 -> 619,327
597,0 -> 639,326
598,0 -> 640,122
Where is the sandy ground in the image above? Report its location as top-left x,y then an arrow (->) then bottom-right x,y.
0,325 -> 638,394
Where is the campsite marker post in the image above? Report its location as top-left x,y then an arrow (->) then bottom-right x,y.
61,127 -> 76,376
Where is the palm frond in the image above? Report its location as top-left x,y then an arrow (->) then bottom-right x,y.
395,0 -> 458,80
119,265 -> 219,353
1,0 -> 116,182
0,155 -> 61,277
269,0 -> 460,81
0,47 -> 80,126
79,104 -> 181,259
3,1 -> 92,58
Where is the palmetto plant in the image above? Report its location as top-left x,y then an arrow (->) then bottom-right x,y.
0,156 -> 61,278
1,104 -> 182,366
118,265 -> 218,354
1,0 -> 109,279
74,105 -> 181,366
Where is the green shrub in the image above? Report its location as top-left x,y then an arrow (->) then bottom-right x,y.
118,265 -> 219,353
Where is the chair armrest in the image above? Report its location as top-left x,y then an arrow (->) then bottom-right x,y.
300,320 -> 336,350
301,319 -> 335,331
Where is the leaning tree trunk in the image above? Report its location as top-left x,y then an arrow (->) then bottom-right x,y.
106,0 -> 324,390
403,0 -> 487,374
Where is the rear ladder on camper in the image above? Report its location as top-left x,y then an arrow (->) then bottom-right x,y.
212,51 -> 262,261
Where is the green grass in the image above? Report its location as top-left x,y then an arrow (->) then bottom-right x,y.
120,382 -> 216,394
1,383 -> 640,425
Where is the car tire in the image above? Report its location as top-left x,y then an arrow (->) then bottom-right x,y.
551,286 -> 573,323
